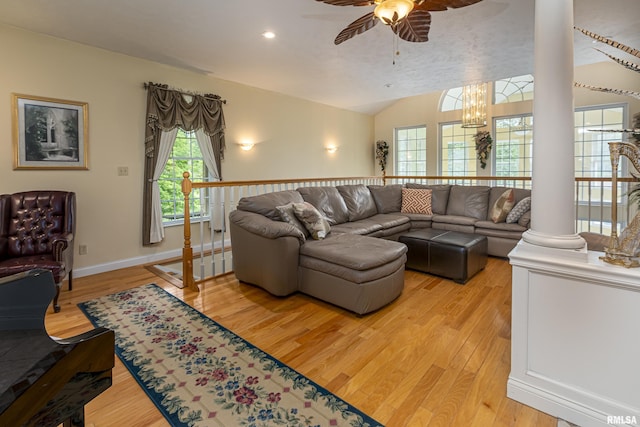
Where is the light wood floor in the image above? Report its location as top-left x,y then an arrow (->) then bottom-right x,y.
45,258 -> 557,427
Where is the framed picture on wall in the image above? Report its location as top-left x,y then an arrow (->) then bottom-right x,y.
12,93 -> 89,170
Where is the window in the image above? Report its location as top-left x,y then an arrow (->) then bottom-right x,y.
494,115 -> 533,182
574,105 -> 625,178
158,129 -> 210,225
574,104 -> 627,234
440,87 -> 463,112
440,123 -> 477,176
494,74 -> 534,104
395,125 -> 427,176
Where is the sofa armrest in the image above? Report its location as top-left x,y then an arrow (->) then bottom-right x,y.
229,210 -> 305,244
229,214 -> 301,296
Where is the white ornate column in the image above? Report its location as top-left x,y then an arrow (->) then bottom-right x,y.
522,0 -> 585,251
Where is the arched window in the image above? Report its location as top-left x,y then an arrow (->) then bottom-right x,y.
494,74 -> 534,104
440,87 -> 463,111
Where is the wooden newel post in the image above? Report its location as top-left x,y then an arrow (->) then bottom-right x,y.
181,172 -> 199,292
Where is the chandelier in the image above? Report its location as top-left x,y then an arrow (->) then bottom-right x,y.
374,0 -> 414,26
461,83 -> 487,128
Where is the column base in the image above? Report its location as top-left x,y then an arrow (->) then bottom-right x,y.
522,229 -> 586,250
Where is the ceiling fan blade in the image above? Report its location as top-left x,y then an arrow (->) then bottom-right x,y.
414,0 -> 483,12
334,12 -> 379,45
315,0 -> 375,6
394,10 -> 431,43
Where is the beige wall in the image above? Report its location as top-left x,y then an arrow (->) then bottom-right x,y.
374,61 -> 640,175
0,24 -> 374,274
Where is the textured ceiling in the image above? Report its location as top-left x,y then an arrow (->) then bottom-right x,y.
1,0 -> 639,114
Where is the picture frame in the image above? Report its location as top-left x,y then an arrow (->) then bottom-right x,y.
12,93 -> 89,170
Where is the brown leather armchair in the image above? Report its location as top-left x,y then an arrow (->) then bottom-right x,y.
0,191 -> 75,313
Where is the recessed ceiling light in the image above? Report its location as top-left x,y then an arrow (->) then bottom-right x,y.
262,31 -> 275,39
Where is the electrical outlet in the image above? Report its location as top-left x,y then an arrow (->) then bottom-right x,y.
117,166 -> 129,176
79,245 -> 88,255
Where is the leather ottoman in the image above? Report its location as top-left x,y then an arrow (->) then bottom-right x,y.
298,233 -> 407,315
399,229 -> 487,284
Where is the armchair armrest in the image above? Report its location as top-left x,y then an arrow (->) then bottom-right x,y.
51,234 -> 73,256
51,233 -> 74,273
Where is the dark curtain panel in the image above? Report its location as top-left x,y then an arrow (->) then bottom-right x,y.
142,83 -> 226,246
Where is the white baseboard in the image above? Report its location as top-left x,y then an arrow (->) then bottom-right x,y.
73,240 -> 229,278
507,377 -> 602,427
73,248 -> 184,278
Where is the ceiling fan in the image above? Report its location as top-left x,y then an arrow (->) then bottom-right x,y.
316,0 -> 484,45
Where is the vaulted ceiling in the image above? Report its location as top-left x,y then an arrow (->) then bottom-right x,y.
1,0 -> 638,114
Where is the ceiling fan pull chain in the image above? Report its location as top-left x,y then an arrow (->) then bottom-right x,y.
392,30 -> 400,65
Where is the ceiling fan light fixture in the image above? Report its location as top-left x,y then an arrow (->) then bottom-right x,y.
374,0 -> 414,25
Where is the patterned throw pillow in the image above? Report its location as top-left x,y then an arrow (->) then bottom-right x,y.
401,188 -> 433,214
506,196 -> 531,224
276,203 -> 308,240
292,202 -> 331,240
490,189 -> 515,223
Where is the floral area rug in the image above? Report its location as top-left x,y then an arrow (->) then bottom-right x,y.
78,284 -> 383,427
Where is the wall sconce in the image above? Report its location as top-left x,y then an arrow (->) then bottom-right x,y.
235,139 -> 256,151
325,146 -> 339,154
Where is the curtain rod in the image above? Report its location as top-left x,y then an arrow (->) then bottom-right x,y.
143,82 -> 227,104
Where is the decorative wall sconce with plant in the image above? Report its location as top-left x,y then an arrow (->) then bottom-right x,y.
474,131 -> 492,169
375,140 -> 389,176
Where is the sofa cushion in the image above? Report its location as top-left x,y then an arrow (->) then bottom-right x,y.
275,203 -> 309,239
446,185 -> 490,220
292,202 -> 331,240
329,219 -> 383,235
330,213 -> 410,236
475,220 -> 527,232
300,233 -> 407,271
297,187 -> 350,225
401,188 -> 432,214
237,190 -> 304,221
336,184 -> 378,221
506,196 -> 531,223
431,214 -> 477,226
368,184 -> 403,213
490,189 -> 516,223
405,184 -> 451,214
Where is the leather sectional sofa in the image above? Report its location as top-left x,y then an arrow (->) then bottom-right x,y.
229,183 -> 531,314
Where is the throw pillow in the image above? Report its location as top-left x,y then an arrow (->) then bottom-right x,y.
292,202 -> 331,240
276,203 -> 308,240
518,210 -> 531,228
490,189 -> 515,223
506,196 -> 531,224
401,188 -> 433,215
